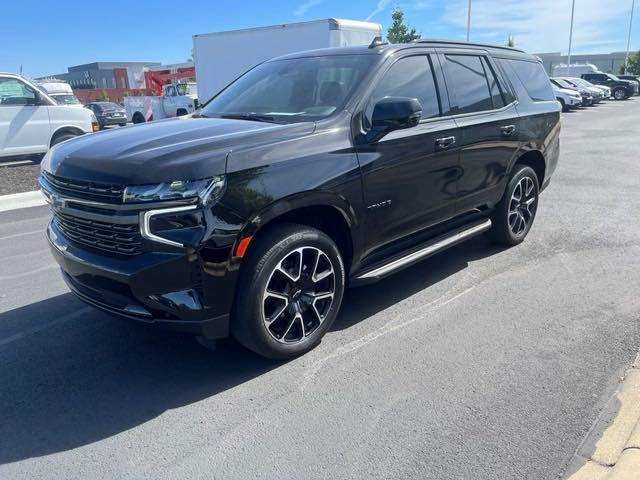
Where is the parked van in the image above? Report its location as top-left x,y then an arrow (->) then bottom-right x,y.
36,81 -> 84,107
552,63 -> 599,77
0,73 -> 98,158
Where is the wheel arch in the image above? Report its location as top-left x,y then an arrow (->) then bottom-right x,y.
49,126 -> 85,148
510,149 -> 546,188
235,192 -> 360,275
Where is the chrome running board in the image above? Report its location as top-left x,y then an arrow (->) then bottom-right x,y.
356,219 -> 492,282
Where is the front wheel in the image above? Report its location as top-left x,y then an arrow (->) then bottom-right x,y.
51,132 -> 78,146
557,98 -> 568,112
613,88 -> 627,100
487,166 -> 539,246
232,224 -> 345,360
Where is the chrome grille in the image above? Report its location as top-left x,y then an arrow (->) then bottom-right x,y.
52,211 -> 144,256
43,171 -> 124,204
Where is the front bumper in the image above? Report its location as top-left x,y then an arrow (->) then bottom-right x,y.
46,220 -> 230,338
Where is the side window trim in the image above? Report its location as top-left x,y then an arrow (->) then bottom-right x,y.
490,56 -> 519,106
437,52 -> 502,118
362,52 -> 444,125
480,56 -> 508,109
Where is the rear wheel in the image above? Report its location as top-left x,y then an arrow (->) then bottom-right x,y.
232,223 -> 345,360
132,112 -> 145,124
176,108 -> 188,117
487,165 -> 539,246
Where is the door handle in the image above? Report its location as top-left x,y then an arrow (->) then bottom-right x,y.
500,125 -> 516,136
435,136 -> 456,149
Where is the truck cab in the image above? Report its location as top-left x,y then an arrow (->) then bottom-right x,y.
162,83 -> 198,117
124,82 -> 198,124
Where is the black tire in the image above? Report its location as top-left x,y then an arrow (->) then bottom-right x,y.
176,109 -> 188,117
487,165 -> 539,246
557,98 -> 567,112
132,112 -> 145,124
50,132 -> 78,146
119,123 -> 126,127
231,223 -> 345,360
613,88 -> 627,100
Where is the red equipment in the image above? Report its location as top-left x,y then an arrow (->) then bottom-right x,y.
143,66 -> 196,96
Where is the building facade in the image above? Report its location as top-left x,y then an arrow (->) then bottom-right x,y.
535,51 -> 629,75
38,61 -> 161,90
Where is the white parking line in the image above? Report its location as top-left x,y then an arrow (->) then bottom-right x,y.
0,306 -> 92,346
0,190 -> 46,212
0,230 -> 44,241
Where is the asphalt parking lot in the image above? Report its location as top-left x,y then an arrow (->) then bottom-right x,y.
1,100 -> 639,479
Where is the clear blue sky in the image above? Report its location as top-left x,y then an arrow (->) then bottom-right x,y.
2,0 -> 638,78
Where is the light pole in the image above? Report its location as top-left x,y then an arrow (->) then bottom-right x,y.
625,0 -> 636,74
466,0 -> 471,41
567,0 -> 576,67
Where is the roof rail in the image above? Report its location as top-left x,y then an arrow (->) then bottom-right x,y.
369,36 -> 388,48
410,38 -> 525,53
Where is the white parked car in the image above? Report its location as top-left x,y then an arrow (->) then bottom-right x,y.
0,73 -> 98,158
552,84 -> 582,111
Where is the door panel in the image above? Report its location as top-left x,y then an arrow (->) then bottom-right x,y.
0,77 -> 51,156
436,51 -> 521,213
355,53 -> 460,252
357,119 -> 460,250
454,105 -> 520,212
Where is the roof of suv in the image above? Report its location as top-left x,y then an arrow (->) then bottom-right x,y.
273,39 -> 531,62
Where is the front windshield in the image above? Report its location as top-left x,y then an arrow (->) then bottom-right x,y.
177,83 -> 196,96
554,78 -> 574,88
202,55 -> 375,123
52,94 -> 81,105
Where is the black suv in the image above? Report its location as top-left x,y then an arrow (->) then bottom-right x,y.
41,41 -> 560,359
581,72 -> 635,100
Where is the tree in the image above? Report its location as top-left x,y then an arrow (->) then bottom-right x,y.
620,50 -> 640,75
386,8 -> 420,44
506,35 -> 515,48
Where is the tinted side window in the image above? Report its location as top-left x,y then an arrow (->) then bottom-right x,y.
481,57 -> 506,108
441,54 -> 493,115
501,59 -> 554,102
369,55 -> 440,121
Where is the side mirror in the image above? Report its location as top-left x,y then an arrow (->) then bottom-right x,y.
371,97 -> 422,131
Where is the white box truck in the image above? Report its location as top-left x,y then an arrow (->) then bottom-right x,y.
193,18 -> 383,104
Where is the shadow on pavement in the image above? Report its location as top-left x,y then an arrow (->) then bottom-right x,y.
0,236 -> 504,465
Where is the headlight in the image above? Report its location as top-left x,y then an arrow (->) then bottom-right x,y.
133,176 -> 226,248
123,176 -> 225,205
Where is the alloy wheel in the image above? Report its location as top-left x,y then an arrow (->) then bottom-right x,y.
262,246 -> 335,344
614,89 -> 626,100
508,176 -> 536,236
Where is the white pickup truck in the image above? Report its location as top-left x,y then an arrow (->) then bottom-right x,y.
124,83 -> 198,123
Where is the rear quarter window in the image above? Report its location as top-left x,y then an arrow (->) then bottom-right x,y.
499,58 -> 555,102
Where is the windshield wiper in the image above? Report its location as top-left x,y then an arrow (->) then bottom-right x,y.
218,113 -> 280,123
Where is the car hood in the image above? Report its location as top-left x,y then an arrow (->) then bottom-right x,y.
554,87 -> 580,96
42,117 -> 314,185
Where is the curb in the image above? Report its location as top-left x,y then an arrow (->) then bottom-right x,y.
0,190 -> 46,213
567,352 -> 640,479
